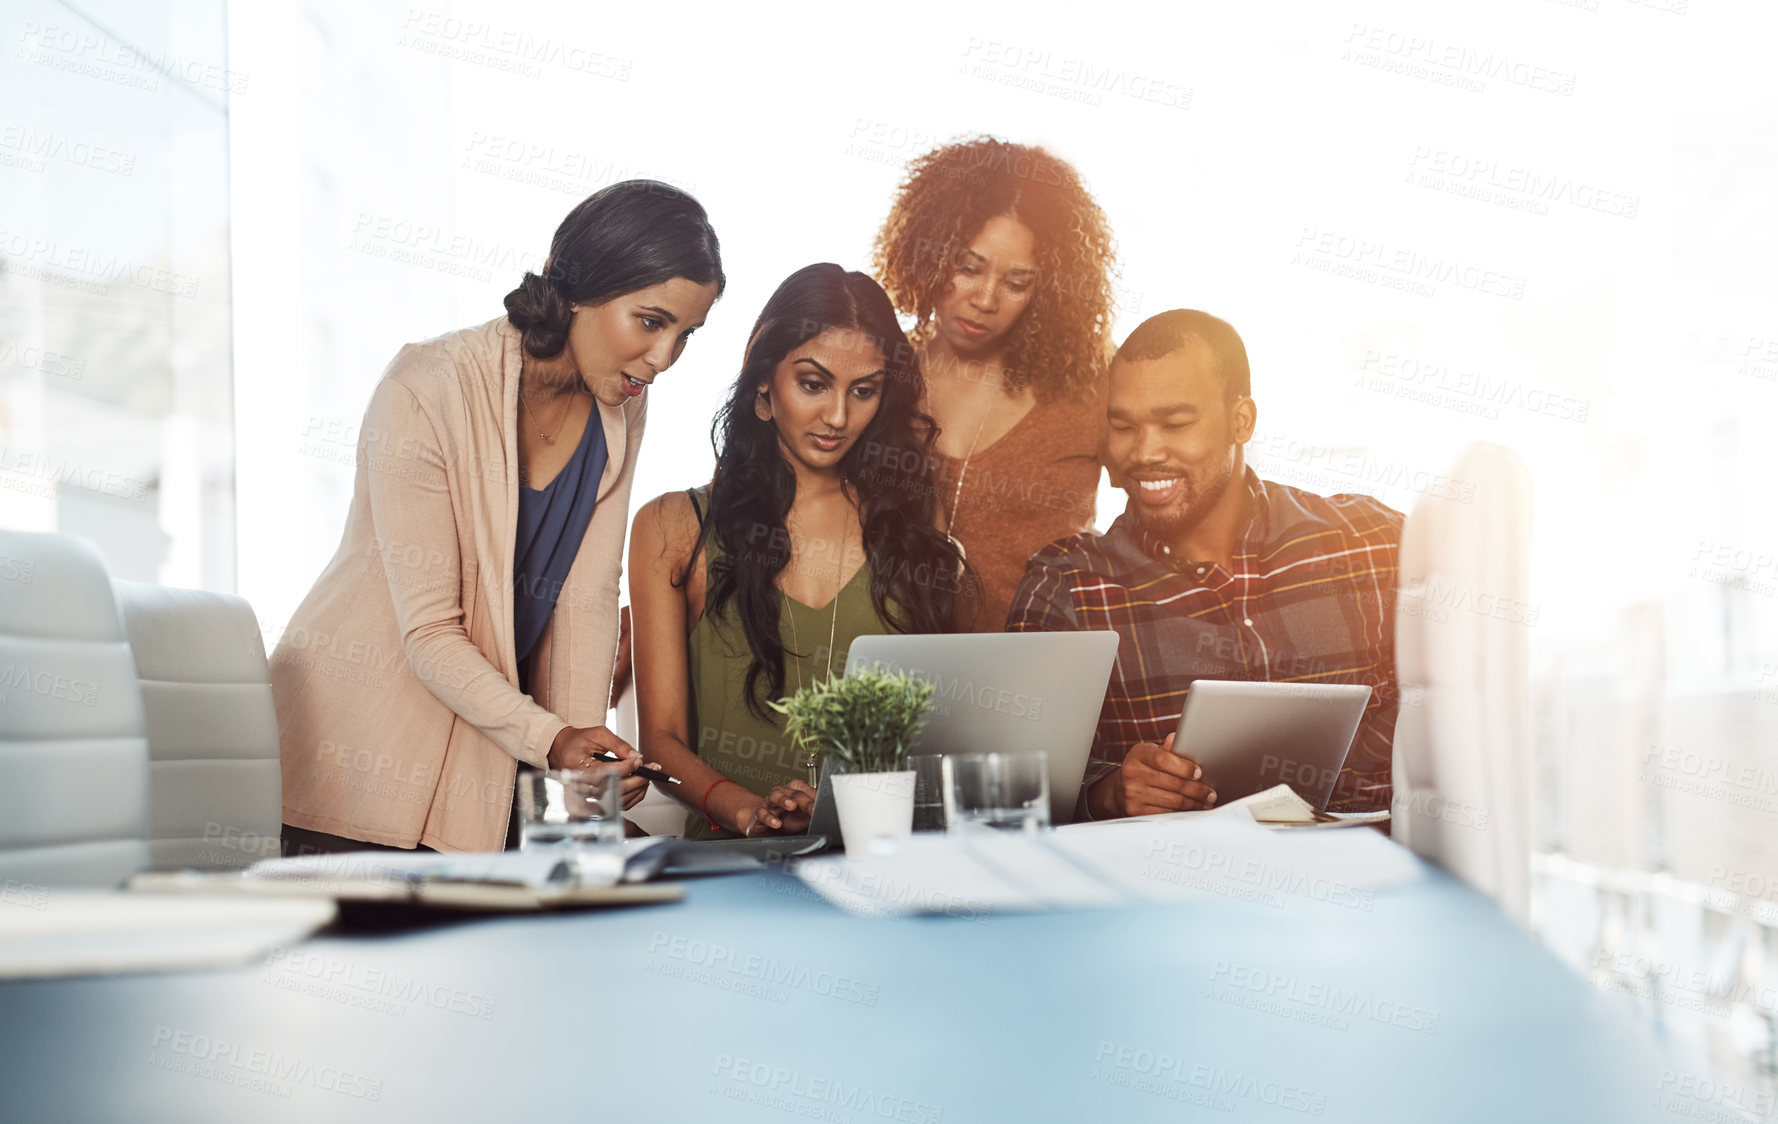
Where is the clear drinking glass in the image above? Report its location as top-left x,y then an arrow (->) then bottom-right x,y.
910,754 -> 946,833
942,752 -> 1051,833
515,766 -> 625,851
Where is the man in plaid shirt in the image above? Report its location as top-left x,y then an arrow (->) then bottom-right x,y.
1008,310 -> 1403,820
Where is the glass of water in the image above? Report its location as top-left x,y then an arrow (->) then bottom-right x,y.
515,767 -> 625,855
942,752 -> 1051,833
910,754 -> 946,833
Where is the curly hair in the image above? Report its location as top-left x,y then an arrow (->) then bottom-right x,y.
871,136 -> 1117,404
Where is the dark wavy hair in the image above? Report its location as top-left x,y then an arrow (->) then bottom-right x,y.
695,264 -> 968,717
871,136 -> 1116,404
504,179 -> 725,359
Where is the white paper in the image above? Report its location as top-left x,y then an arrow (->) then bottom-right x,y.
794,813 -> 1421,918
246,847 -> 620,889
1055,784 -> 1342,828
0,891 -> 336,979
1230,784 -> 1320,823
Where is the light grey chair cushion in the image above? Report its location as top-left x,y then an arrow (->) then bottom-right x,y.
0,532 -> 149,887
114,580 -> 282,870
1392,442 -> 1533,921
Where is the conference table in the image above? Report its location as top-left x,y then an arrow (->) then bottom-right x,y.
0,853 -> 1679,1122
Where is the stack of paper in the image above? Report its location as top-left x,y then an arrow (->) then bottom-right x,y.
792,805 -> 1421,918
247,847 -> 589,888
130,844 -> 687,913
1075,784 -> 1392,828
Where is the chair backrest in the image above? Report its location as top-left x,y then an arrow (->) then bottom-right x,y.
0,531 -> 149,886
1392,443 -> 1533,921
113,580 -> 282,870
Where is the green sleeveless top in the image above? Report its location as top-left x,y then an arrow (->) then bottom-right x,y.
683,489 -> 899,840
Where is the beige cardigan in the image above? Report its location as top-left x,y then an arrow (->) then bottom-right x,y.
270,317 -> 644,852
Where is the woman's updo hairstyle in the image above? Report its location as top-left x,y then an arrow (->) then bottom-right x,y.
504,179 -> 726,359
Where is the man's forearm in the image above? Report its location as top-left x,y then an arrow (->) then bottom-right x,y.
1084,770 -> 1123,820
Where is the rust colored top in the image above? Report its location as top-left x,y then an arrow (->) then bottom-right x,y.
933,386 -> 1105,632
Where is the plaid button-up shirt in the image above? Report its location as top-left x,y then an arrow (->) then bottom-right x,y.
1007,470 -> 1404,813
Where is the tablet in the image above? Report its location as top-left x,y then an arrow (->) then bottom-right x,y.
1171,681 -> 1372,811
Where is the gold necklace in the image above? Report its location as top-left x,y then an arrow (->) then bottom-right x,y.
785,502 -> 852,785
921,341 -> 999,543
519,376 -> 582,444
946,396 -> 996,540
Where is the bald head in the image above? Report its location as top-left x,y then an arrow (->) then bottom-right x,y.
1114,309 -> 1250,403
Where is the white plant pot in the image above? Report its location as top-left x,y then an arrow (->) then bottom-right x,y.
831,771 -> 916,845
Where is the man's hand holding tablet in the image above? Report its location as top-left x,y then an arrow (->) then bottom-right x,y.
1087,733 -> 1219,819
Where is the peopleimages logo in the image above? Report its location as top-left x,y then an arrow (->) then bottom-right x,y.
0,664 -> 100,707
0,553 -> 36,584
1357,348 -> 1591,422
1398,575 -> 1540,627
0,230 -> 200,298
1406,146 -> 1638,219
1641,744 -> 1778,813
1654,1070 -> 1773,1117
1,879 -> 49,910
1342,24 -> 1577,96
397,9 -> 632,81
1710,865 -> 1778,904
959,37 -> 1193,112
16,22 -> 249,94
1142,838 -> 1376,911
0,125 -> 136,176
648,931 -> 881,1007
923,671 -> 1044,722
710,1054 -> 942,1123
1245,434 -> 1477,504
1591,949 -> 1778,1017
1093,1042 -> 1327,1115
1207,961 -> 1441,1035
1293,227 -> 1528,300
262,946 -> 498,1020
149,1026 -> 382,1100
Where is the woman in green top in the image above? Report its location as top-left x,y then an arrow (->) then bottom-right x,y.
629,264 -> 969,838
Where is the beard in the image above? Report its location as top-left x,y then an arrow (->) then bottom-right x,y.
1123,454 -> 1238,540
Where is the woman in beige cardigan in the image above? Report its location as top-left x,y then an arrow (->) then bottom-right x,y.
271,181 -> 724,854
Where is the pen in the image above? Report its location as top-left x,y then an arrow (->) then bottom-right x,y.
591,751 -> 681,785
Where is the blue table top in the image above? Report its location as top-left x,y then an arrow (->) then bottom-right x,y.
0,861 -> 1678,1122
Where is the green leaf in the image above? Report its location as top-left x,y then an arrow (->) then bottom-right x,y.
771,664 -> 935,773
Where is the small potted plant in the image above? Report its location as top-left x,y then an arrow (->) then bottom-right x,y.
771,666 -> 935,844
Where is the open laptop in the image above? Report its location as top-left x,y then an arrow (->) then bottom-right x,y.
1171,680 -> 1372,810
683,632 -> 1118,858
845,631 -> 1120,826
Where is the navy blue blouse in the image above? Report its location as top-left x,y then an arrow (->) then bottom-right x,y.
513,408 -> 609,695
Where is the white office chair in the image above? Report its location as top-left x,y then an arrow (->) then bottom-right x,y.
1392,443 -> 1534,922
0,531 -> 150,886
114,581 -> 283,870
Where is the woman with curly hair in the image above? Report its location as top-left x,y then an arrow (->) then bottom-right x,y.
872,136 -> 1117,631
628,264 -> 966,839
